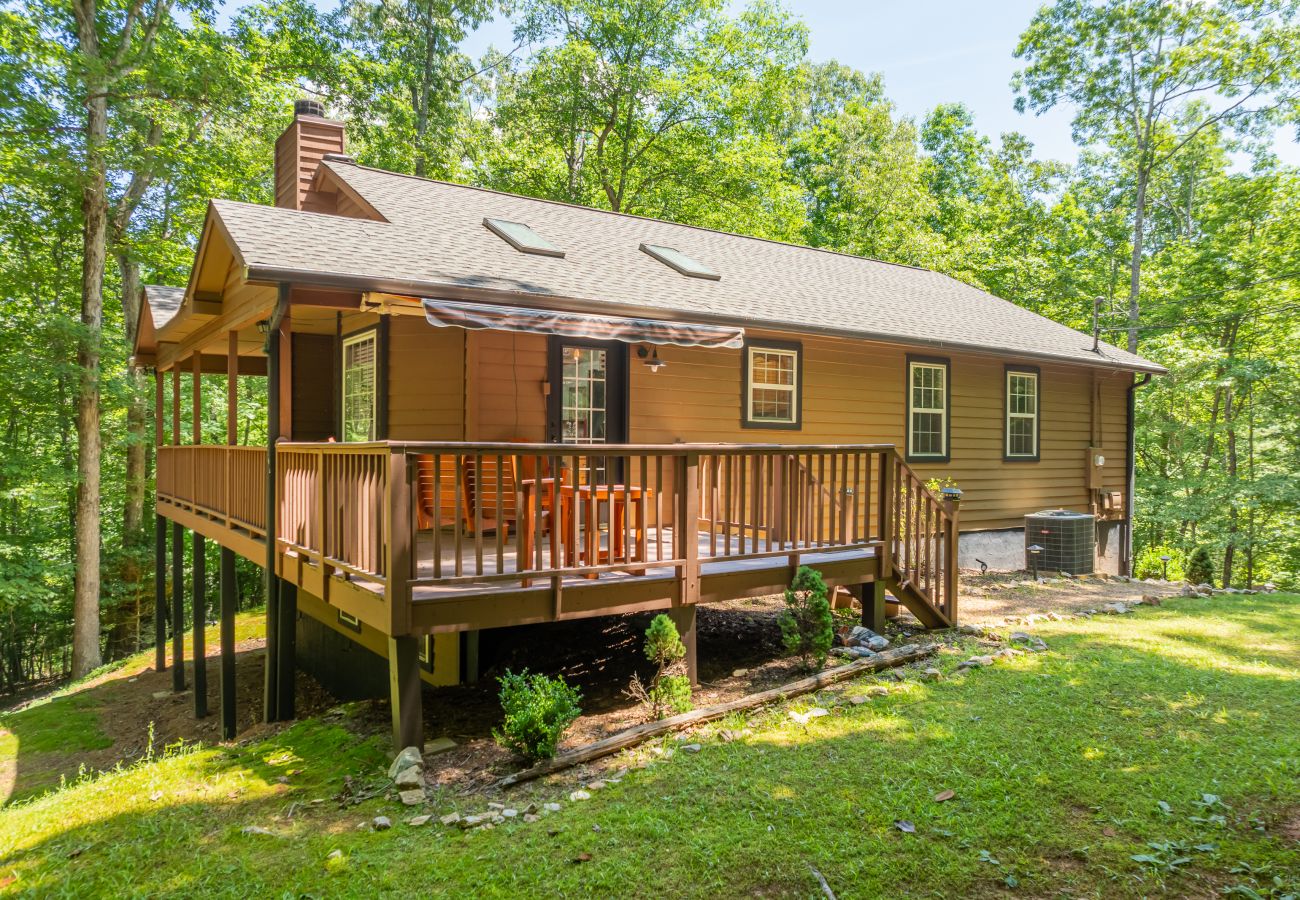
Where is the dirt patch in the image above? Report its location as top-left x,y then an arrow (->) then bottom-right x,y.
956,571 -> 1186,622
1279,805 -> 1300,844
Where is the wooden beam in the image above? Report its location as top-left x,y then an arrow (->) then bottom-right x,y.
494,643 -> 935,790
388,635 -> 424,750
227,332 -> 238,446
277,315 -> 292,440
171,522 -> 185,692
192,532 -> 208,717
220,547 -> 237,740
288,285 -> 363,309
154,514 -> 167,672
154,369 -> 164,447
171,367 -> 180,447
191,298 -> 223,317
191,352 -> 202,444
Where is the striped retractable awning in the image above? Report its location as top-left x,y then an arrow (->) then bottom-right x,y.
420,298 -> 745,349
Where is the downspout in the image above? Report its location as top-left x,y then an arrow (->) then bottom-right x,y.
1123,372 -> 1154,576
262,284 -> 289,721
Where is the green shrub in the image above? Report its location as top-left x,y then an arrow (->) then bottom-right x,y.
1135,545 -> 1184,582
628,613 -> 692,719
1185,546 -> 1215,587
493,669 -> 582,762
777,566 -> 834,670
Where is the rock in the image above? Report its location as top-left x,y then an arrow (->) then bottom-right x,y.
151,691 -> 171,699
440,812 -> 461,826
407,815 -> 431,827
1263,582 -> 1277,592
426,737 -> 457,756
957,655 -> 994,670
848,695 -> 870,705
487,802 -> 505,811
393,765 -> 423,788
458,815 -> 483,829
1140,594 -> 1161,606
241,826 -> 275,836
957,624 -> 986,636
719,728 -> 751,742
544,803 -> 562,813
1102,602 -> 1130,615
491,815 -> 506,825
846,646 -> 878,659
1009,630 -> 1032,642
923,667 -> 942,680
681,743 -> 702,753
569,790 -> 591,802
788,707 -> 829,725
587,780 -> 606,790
849,626 -> 890,651
501,808 -> 518,818
522,803 -> 538,815
372,816 -> 392,831
387,746 -> 424,780
398,790 -> 425,806
523,814 -> 540,823
865,685 -> 890,697
732,668 -> 749,677
326,849 -> 343,861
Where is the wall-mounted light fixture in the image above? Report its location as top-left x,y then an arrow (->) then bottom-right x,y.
637,345 -> 666,373
257,319 -> 270,335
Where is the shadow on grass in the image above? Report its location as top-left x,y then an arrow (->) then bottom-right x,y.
0,595 -> 1297,898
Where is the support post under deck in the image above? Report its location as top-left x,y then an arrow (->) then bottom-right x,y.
276,580 -> 297,719
219,547 -> 237,740
154,513 -> 166,672
858,581 -> 887,633
192,533 -> 207,717
668,605 -> 698,688
388,635 -> 424,750
171,522 -> 185,692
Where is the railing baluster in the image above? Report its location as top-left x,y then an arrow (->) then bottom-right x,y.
496,453 -> 505,575
453,453 -> 464,577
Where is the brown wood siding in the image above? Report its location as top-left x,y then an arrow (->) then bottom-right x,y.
386,315 -> 465,440
291,333 -> 336,440
274,117 -> 345,211
377,319 -> 1133,531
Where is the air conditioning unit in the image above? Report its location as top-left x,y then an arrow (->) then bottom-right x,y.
1025,510 -> 1096,575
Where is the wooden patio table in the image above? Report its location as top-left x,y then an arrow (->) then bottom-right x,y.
519,478 -> 653,578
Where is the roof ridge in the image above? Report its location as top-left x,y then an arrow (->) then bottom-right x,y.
322,159 -> 942,278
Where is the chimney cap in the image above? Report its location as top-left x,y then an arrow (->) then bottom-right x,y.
294,98 -> 326,118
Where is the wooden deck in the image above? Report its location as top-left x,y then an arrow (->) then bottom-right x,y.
158,441 -> 960,636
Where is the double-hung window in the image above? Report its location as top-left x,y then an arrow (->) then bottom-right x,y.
341,330 -> 377,442
907,357 -> 949,461
1005,366 -> 1040,460
743,341 -> 801,428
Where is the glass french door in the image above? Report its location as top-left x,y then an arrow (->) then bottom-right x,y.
547,338 -> 628,482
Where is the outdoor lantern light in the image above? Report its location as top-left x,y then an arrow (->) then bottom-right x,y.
940,486 -> 963,503
256,319 -> 270,334
638,345 -> 666,372
1160,553 -> 1171,581
1028,543 -> 1044,580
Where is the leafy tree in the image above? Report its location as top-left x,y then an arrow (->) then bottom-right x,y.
1014,0 -> 1300,352
777,566 -> 833,670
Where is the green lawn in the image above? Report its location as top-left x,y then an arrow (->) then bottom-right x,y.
1,594 -> 1297,897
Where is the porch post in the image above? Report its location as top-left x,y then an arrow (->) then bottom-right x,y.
192,532 -> 207,717
171,520 -> 185,692
388,635 -> 424,750
154,369 -> 166,672
263,287 -> 287,723
219,546 -> 237,740
856,582 -> 887,632
667,605 -> 698,688
227,331 -> 238,446
276,580 -> 296,719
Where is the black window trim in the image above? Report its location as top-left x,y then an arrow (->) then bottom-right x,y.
905,354 -> 951,463
1003,363 -> 1042,463
741,338 -> 803,430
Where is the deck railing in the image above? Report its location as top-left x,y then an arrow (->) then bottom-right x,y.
157,445 -> 268,536
158,441 -> 959,626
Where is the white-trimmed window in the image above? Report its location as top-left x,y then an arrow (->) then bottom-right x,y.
744,342 -> 800,427
907,358 -> 948,460
341,331 -> 377,442
1005,368 -> 1039,459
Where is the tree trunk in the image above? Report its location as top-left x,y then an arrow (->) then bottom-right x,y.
1126,166 -> 1149,355
71,1 -> 107,678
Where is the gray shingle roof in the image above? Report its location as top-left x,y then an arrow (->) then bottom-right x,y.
208,161 -> 1164,373
143,284 -> 185,329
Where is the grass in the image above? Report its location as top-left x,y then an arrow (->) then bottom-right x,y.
0,594 -> 1298,897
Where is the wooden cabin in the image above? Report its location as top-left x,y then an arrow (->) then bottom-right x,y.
132,100 -> 1165,748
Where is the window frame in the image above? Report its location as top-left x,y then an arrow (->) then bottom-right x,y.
741,339 -> 802,430
905,355 -> 951,463
1003,364 -> 1041,462
340,326 -> 379,443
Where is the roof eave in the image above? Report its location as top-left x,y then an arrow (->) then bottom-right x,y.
243,262 -> 1168,375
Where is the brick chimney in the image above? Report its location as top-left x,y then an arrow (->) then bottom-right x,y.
275,99 -> 346,212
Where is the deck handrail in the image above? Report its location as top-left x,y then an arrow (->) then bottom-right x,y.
159,440 -> 960,631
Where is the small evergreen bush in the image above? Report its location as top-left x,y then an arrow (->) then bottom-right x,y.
777,566 -> 834,670
493,669 -> 582,762
628,613 -> 692,719
1185,546 -> 1215,587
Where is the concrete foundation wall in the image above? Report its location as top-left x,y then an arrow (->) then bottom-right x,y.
958,522 -> 1128,575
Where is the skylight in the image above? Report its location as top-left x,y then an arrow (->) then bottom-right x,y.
484,218 -> 564,258
640,243 -> 720,280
